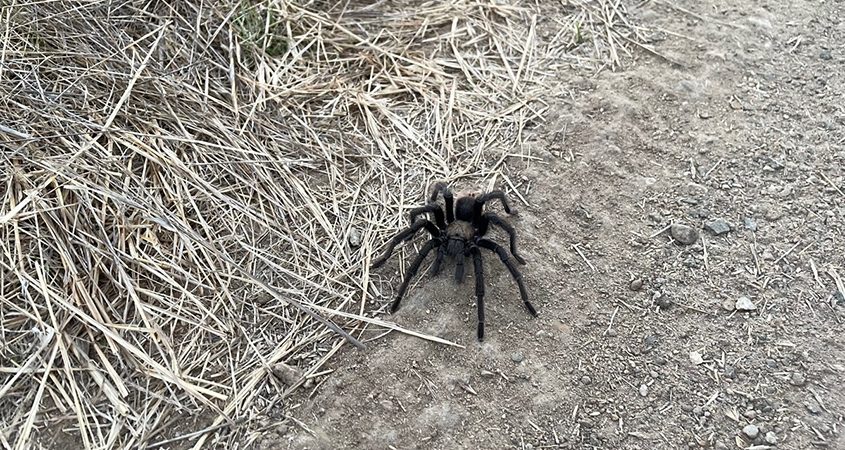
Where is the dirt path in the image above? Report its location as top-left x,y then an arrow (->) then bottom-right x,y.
265,1 -> 844,449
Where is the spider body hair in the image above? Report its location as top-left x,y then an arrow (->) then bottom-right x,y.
445,221 -> 474,256
371,182 -> 536,341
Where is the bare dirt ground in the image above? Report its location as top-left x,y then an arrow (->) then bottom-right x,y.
258,1 -> 845,449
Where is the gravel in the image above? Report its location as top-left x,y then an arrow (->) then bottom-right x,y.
655,295 -> 673,310
670,223 -> 699,245
704,218 -> 732,236
347,227 -> 363,248
790,372 -> 806,386
272,362 -> 303,386
638,384 -> 649,397
743,424 -> 760,440
765,431 -> 778,445
833,290 -> 845,306
511,352 -> 525,363
735,296 -> 757,311
689,351 -> 705,365
379,399 -> 395,411
629,278 -> 644,291
744,217 -> 758,231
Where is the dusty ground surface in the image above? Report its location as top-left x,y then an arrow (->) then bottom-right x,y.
260,1 -> 844,449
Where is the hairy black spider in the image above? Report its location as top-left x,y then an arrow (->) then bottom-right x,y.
371,182 -> 537,341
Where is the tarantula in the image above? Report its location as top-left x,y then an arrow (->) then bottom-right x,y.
371,182 -> 537,341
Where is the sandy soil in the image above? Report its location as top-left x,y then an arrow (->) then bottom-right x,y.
259,1 -> 844,449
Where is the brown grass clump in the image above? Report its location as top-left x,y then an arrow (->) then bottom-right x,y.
0,0 -> 640,447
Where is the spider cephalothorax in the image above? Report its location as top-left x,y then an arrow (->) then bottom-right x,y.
371,182 -> 537,341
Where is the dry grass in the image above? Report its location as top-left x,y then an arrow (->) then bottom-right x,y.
0,0 -> 641,448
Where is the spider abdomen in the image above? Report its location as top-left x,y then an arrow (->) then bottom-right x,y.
446,220 -> 475,241
445,221 -> 474,256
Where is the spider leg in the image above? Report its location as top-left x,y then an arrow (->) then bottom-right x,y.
455,252 -> 466,284
408,204 -> 446,229
473,190 -> 516,218
429,245 -> 447,276
390,239 -> 441,313
477,238 -> 537,317
430,182 -> 455,223
471,247 -> 486,341
371,219 -> 441,269
482,212 -> 526,265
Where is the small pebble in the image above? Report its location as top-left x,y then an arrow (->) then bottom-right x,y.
714,442 -> 729,450
379,399 -> 395,411
765,208 -> 783,221
271,362 -> 302,386
649,370 -> 659,379
735,296 -> 757,311
743,424 -> 760,440
607,329 -> 618,337
721,298 -> 736,311
723,364 -> 736,378
578,419 -> 595,428
639,384 -> 649,397
670,223 -> 699,245
689,351 -> 704,365
820,49 -> 832,60
762,157 -> 785,171
511,352 -> 525,363
656,295 -> 673,310
581,375 -> 592,385
806,402 -> 822,415
653,356 -> 668,365
480,369 -> 496,378
693,406 -> 704,416
790,372 -> 806,386
704,218 -> 732,236
765,359 -> 779,369
744,218 -> 758,232
765,431 -> 778,445
630,278 -> 644,291
347,227 -> 363,248
743,410 -> 757,420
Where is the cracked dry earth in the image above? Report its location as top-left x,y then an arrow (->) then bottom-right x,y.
261,1 -> 845,449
